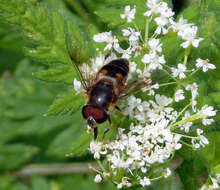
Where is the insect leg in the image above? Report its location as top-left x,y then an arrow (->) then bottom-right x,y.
102,114 -> 112,141
94,127 -> 98,140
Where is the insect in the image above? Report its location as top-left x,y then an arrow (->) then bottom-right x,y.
82,58 -> 130,139
66,40 -> 152,140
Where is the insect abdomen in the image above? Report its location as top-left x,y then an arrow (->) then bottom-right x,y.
99,59 -> 129,82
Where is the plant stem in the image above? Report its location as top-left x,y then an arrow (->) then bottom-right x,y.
97,159 -> 106,172
14,162 -> 98,176
150,175 -> 163,181
172,132 -> 199,139
183,54 -> 188,66
188,67 -> 200,77
162,66 -> 178,82
169,103 -> 191,127
180,140 -> 194,148
159,81 -> 176,87
133,23 -> 144,43
144,17 -> 150,44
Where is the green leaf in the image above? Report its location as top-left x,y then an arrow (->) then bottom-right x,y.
0,144 -> 38,170
47,111 -> 85,157
96,0 -> 172,31
0,175 -> 14,190
67,133 -> 92,157
212,164 -> 220,174
209,92 -> 220,104
31,176 -> 50,190
161,36 -> 183,66
66,20 -> 92,64
200,131 -> 220,169
95,7 -> 123,28
45,90 -> 84,116
151,171 -> 184,190
0,0 -> 26,24
33,64 -> 77,85
23,7 -> 70,64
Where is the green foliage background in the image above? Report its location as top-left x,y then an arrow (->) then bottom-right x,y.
0,0 -> 219,189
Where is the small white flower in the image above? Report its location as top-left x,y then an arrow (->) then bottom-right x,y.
93,31 -> 120,52
90,52 -> 105,73
94,174 -> 102,183
171,64 -> 186,79
139,177 -> 151,186
163,168 -> 172,178
215,174 -> 220,181
120,5 -> 136,23
186,83 -> 198,100
117,47 -> 133,59
136,67 -> 151,79
73,78 -> 82,92
170,16 -> 192,36
196,58 -> 216,72
196,129 -> 209,147
197,128 -> 203,136
180,26 -> 203,48
198,105 -> 216,125
130,61 -> 137,73
122,27 -> 140,45
186,83 -> 199,111
200,135 -> 209,146
117,177 -> 132,188
141,167 -> 147,173
155,94 -> 173,107
174,89 -> 185,102
199,105 -> 217,117
159,2 -> 174,18
211,177 -> 219,189
154,16 -> 169,34
90,141 -> 107,159
180,111 -> 192,133
142,53 -> 166,70
148,38 -> 162,53
144,0 -> 161,17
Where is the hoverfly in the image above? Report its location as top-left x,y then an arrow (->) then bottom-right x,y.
66,39 -> 152,140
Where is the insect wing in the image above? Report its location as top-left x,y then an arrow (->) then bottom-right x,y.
118,78 -> 152,100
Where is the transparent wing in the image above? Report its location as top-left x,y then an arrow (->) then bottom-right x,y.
118,78 -> 153,100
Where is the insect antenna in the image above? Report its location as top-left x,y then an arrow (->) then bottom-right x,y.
65,33 -> 88,90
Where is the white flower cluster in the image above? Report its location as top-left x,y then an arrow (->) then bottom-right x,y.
199,174 -> 220,190
71,0 -> 217,188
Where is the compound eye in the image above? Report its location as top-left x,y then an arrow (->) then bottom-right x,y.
82,105 -> 108,124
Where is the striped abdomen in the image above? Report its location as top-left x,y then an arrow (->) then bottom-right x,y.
98,58 -> 129,84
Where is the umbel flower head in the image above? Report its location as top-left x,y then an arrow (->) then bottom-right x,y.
72,0 -> 217,188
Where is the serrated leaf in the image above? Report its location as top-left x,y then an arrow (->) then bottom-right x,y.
96,0 -> 172,31
47,111 -> 85,157
0,0 -> 26,24
34,64 -> 77,85
0,144 -> 38,170
45,90 -> 84,116
67,133 -> 92,157
95,8 -> 123,28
